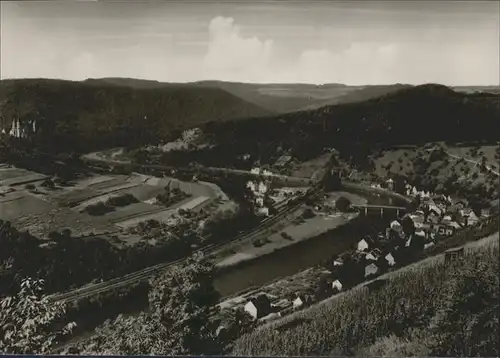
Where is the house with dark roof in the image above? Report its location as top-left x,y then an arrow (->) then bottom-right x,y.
244,294 -> 272,320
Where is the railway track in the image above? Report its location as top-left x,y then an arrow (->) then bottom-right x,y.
49,186 -> 322,304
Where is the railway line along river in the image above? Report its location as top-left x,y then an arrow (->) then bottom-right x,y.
213,191 -> 405,298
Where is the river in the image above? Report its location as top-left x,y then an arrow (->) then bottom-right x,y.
214,191 -> 404,297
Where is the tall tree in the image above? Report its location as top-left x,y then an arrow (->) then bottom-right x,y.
74,253 -> 222,355
0,278 -> 76,354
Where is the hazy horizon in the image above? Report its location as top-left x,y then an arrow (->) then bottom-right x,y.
1,1 -> 499,86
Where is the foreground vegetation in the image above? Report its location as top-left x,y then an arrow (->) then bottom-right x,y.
232,240 -> 499,356
63,254 -> 253,355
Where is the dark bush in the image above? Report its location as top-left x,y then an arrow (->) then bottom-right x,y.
84,202 -> 115,216
106,193 -> 139,207
335,196 -> 352,212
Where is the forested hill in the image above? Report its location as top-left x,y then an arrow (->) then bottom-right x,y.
194,84 -> 500,164
86,78 -> 412,114
0,78 -> 271,153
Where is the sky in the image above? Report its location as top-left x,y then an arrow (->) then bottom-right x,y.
1,0 -> 499,85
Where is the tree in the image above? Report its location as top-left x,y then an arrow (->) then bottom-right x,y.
41,178 -> 55,189
401,216 -> 416,236
0,277 -> 76,354
335,196 -> 352,212
216,307 -> 256,353
75,254 -> 222,355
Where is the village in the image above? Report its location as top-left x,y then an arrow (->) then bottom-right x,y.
215,179 -> 497,328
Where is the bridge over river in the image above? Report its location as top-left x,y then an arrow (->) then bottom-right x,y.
351,204 -> 408,217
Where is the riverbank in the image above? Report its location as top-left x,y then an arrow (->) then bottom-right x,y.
215,191 -> 366,269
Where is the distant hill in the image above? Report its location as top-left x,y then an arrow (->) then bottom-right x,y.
168,84 -> 500,167
0,78 -> 271,153
453,86 -> 500,95
85,78 -> 413,113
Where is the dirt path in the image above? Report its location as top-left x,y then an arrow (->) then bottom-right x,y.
446,151 -> 500,176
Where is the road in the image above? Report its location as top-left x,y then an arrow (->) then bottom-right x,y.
446,152 -> 500,176
82,151 -> 313,186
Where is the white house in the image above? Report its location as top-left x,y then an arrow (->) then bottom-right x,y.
424,242 -> 435,249
428,204 -> 442,216
385,253 -> 396,266
293,296 -> 304,309
250,168 -> 260,175
390,220 -> 403,232
255,197 -> 264,207
262,169 -> 273,177
257,181 -> 268,194
365,263 -> 379,277
244,294 -> 272,320
331,279 -> 343,292
386,178 -> 394,190
365,252 -> 379,261
467,211 -> 479,226
415,230 -> 426,239
357,239 -> 369,252
257,207 -> 270,216
246,181 -> 256,192
333,259 -> 344,266
442,215 -> 452,223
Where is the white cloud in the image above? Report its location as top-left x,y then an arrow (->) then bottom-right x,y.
1,14 -> 498,85
199,16 -> 499,85
202,16 -> 274,82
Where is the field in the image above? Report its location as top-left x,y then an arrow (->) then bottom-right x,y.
0,167 -> 48,186
232,232 -> 499,356
0,165 -> 229,242
0,193 -> 56,220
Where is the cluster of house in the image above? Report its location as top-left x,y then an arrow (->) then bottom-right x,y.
241,291 -> 312,323
233,190 -> 491,323
246,179 -> 271,216
250,167 -> 276,177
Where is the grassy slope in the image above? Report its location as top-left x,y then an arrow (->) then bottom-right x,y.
232,233 -> 499,356
0,78 -> 270,152
366,144 -> 500,198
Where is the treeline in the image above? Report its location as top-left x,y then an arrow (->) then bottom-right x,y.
0,78 -> 270,153
0,219 -> 198,296
232,241 -> 499,356
159,84 -> 499,169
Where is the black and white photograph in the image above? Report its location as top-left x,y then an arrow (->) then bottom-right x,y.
0,0 -> 499,356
